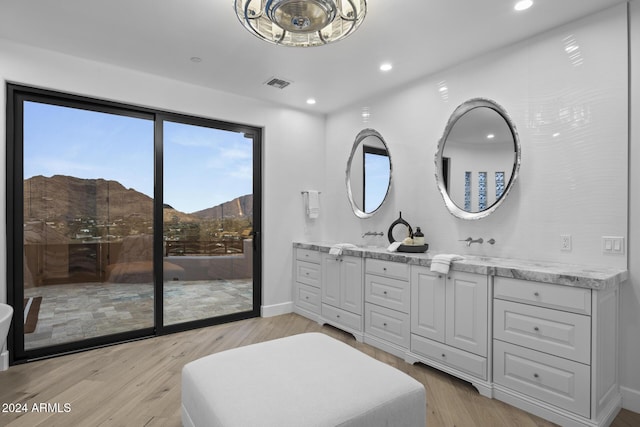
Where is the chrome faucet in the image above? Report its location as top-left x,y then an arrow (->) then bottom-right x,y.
362,231 -> 383,238
459,237 -> 483,246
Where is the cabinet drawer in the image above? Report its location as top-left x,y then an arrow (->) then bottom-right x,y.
366,258 -> 409,281
322,304 -> 362,333
411,334 -> 487,380
295,248 -> 321,263
494,277 -> 591,315
365,303 -> 410,348
295,259 -> 321,288
294,283 -> 321,314
365,273 -> 410,313
494,340 -> 590,418
494,299 -> 591,364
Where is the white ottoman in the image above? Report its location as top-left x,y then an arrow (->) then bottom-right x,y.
182,333 -> 426,427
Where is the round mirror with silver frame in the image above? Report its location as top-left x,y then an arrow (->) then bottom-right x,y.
435,98 -> 521,220
346,129 -> 392,218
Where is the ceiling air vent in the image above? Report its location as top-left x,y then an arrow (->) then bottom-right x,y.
264,77 -> 292,89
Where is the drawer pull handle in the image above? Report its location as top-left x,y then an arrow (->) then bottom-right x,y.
383,323 -> 387,327
383,267 -> 387,271
441,353 -> 446,358
533,326 -> 539,331
534,292 -> 540,297
305,272 -> 309,275
438,275 -> 443,279
533,373 -> 539,378
336,314 -> 340,318
383,291 -> 388,295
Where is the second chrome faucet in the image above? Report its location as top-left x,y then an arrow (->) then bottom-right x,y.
459,237 -> 496,246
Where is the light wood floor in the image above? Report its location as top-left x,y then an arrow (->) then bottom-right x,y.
0,313 -> 638,427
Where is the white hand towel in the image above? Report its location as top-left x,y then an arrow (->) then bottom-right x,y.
329,243 -> 358,257
430,254 -> 464,274
306,190 -> 320,219
387,241 -> 402,252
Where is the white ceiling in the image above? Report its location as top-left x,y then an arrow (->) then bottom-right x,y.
0,0 -> 627,114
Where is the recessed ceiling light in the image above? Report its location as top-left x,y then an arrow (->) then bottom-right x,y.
487,134 -> 495,139
361,107 -> 371,122
379,63 -> 393,72
306,98 -> 317,105
514,0 -> 533,11
190,56 -> 202,63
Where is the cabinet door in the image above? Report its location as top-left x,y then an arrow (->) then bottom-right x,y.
341,256 -> 363,314
445,271 -> 488,357
411,266 -> 446,343
321,254 -> 341,307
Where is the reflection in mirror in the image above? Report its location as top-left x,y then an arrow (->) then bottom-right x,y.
346,129 -> 392,218
435,98 -> 521,220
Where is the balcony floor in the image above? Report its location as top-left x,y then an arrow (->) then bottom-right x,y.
23,279 -> 253,350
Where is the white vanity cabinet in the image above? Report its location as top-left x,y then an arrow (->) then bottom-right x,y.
321,253 -> 364,340
291,243 -> 626,427
408,266 -> 490,391
363,259 -> 411,358
293,248 -> 322,321
492,277 -> 620,427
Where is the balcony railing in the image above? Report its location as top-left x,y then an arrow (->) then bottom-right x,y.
164,239 -> 244,256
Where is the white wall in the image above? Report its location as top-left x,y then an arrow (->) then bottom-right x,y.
325,3 -> 637,410
0,39 -> 326,316
324,4 -> 628,267
624,0 -> 640,413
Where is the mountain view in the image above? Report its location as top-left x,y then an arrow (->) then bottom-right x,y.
24,175 -> 253,247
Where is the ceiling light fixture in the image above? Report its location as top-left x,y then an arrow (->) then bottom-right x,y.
514,0 -> 533,11
234,0 -> 367,47
379,63 -> 392,72
306,98 -> 317,104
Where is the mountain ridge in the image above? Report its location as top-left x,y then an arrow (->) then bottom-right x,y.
24,174 -> 252,224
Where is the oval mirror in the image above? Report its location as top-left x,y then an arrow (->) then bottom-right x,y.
435,98 -> 521,220
346,129 -> 392,218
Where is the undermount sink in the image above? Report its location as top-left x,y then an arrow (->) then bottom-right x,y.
467,256 -> 495,262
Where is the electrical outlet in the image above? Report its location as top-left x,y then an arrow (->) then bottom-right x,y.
561,234 -> 572,251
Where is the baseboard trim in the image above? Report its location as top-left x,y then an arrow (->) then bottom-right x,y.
261,301 -> 293,318
621,386 -> 640,414
0,350 -> 9,371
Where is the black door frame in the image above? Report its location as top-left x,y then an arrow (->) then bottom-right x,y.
6,83 -> 262,363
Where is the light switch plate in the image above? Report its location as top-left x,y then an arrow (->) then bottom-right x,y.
602,236 -> 625,255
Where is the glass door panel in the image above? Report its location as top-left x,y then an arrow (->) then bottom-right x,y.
22,101 -> 154,350
162,120 -> 255,326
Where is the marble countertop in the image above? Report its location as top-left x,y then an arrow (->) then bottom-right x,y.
293,242 -> 628,290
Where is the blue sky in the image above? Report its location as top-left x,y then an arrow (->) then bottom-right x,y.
364,152 -> 390,212
24,101 -> 253,213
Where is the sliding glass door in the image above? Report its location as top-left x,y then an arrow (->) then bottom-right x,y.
161,118 -> 257,328
17,99 -> 155,356
7,85 -> 261,362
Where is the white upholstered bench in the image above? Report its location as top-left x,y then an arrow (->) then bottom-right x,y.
182,332 -> 426,427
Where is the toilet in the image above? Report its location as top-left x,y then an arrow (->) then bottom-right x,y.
0,303 -> 13,371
